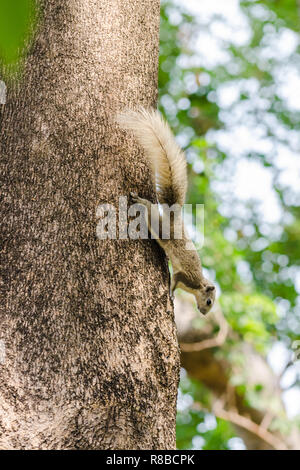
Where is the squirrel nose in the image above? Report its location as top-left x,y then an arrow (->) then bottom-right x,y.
198,305 -> 207,315
206,299 -> 212,306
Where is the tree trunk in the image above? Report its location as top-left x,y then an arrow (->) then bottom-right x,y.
0,0 -> 180,450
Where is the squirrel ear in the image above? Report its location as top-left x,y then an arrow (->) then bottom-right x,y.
205,285 -> 215,292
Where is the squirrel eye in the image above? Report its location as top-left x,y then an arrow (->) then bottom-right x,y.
206,299 -> 212,306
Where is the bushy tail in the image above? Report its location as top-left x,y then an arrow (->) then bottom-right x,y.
116,107 -> 187,206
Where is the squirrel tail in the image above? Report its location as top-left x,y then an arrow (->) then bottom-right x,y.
116,107 -> 187,206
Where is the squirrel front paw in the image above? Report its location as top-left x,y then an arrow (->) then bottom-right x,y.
169,287 -> 175,301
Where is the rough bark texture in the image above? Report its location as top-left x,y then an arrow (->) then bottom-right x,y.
0,0 -> 180,449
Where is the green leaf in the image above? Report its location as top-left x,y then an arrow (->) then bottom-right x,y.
0,0 -> 36,66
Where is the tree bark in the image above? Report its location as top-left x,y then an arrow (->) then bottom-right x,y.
0,0 -> 180,449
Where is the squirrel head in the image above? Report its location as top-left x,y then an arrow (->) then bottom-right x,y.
195,283 -> 216,315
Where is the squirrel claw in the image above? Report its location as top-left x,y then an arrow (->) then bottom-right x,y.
130,191 -> 139,202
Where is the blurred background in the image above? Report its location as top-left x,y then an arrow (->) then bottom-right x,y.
159,0 -> 300,450
1,0 -> 300,451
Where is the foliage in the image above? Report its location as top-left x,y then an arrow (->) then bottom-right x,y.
177,372 -> 237,450
160,0 -> 300,449
0,0 -> 36,74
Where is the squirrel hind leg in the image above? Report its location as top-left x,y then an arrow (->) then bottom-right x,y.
170,273 -> 179,299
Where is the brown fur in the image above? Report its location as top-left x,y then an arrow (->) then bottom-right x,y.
117,108 -> 187,206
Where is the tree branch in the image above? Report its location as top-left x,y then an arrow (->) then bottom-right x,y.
212,400 -> 288,451
193,400 -> 288,451
180,306 -> 229,353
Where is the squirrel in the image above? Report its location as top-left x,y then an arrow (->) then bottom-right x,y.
117,107 -> 216,315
